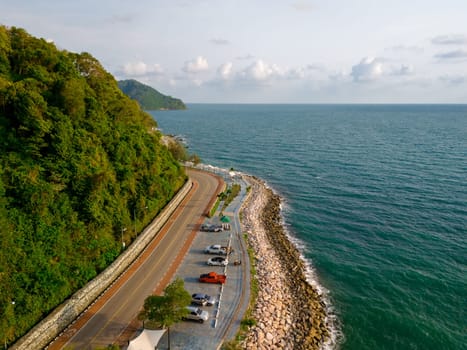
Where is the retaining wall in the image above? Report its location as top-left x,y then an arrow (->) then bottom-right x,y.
11,179 -> 193,350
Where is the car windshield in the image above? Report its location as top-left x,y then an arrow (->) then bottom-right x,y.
196,309 -> 202,315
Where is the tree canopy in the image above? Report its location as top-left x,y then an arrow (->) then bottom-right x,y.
138,277 -> 191,329
0,25 -> 187,345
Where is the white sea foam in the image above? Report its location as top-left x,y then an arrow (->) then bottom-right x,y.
265,179 -> 344,349
279,204 -> 344,350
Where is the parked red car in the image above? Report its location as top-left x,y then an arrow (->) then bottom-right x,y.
199,272 -> 226,284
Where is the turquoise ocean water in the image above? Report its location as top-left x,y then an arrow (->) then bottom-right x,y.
150,104 -> 466,350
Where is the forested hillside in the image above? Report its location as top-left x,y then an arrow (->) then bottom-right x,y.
0,26 -> 186,345
118,79 -> 186,110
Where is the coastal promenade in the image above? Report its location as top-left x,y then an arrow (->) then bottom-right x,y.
45,166 -> 331,349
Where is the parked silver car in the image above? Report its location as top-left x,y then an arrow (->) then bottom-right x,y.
183,306 -> 209,323
201,224 -> 223,232
191,293 -> 216,306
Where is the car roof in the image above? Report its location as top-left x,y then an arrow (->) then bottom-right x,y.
192,293 -> 208,298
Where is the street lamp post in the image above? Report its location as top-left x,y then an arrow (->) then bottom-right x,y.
121,227 -> 127,248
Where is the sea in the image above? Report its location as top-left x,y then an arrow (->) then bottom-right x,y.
150,104 -> 467,350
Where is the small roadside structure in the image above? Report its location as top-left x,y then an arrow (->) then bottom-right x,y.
127,329 -> 166,350
220,216 -> 231,230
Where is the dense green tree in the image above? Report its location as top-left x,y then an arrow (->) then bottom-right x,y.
138,277 -> 191,349
0,25 -> 187,345
167,138 -> 188,161
138,277 -> 191,328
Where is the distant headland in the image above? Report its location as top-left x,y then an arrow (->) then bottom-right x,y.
118,79 -> 186,111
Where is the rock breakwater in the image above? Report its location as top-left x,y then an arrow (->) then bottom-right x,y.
240,176 -> 330,349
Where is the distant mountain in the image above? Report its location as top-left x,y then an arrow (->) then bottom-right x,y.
118,79 -> 186,110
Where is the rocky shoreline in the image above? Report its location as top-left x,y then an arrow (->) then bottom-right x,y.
240,175 -> 330,349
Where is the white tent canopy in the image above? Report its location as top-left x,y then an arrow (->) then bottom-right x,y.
127,329 -> 166,350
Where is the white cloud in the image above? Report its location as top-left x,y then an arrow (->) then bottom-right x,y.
122,61 -> 164,76
286,67 -> 307,79
439,74 -> 466,85
431,34 -> 467,45
107,13 -> 135,24
434,49 -> 467,61
284,64 -> 325,79
350,57 -> 416,82
217,62 -> 233,80
238,60 -> 284,81
306,63 -> 326,71
182,56 -> 209,73
390,64 -> 414,76
385,45 -> 424,54
329,70 -> 350,82
351,57 -> 384,82
192,79 -> 203,87
209,60 -> 328,87
210,60 -> 329,86
236,54 -> 255,60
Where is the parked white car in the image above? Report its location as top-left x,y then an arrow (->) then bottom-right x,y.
207,256 -> 228,266
204,244 -> 233,255
183,306 -> 209,323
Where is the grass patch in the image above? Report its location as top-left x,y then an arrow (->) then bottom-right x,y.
243,240 -> 259,327
208,197 -> 221,217
240,318 -> 256,328
210,183 -> 241,218
220,184 -> 241,212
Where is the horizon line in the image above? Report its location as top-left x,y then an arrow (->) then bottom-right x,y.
182,102 -> 467,105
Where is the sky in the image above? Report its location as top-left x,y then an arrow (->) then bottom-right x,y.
1,0 -> 467,103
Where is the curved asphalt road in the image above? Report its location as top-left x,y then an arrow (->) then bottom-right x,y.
51,169 -> 221,349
